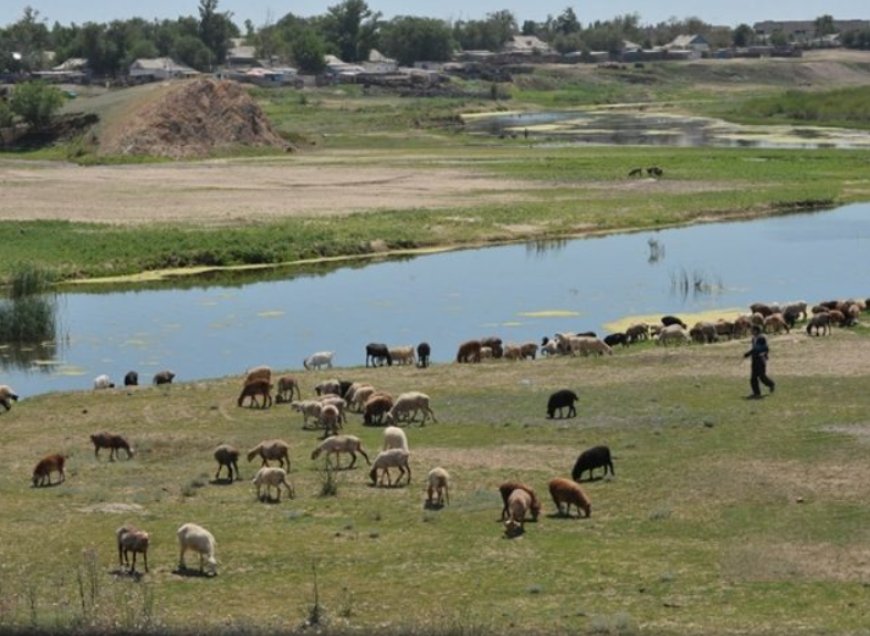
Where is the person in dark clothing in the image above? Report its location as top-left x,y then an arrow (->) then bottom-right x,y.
743,325 -> 775,398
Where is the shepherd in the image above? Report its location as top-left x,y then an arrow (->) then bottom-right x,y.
743,325 -> 775,399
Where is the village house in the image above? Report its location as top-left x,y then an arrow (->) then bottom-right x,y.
128,58 -> 199,82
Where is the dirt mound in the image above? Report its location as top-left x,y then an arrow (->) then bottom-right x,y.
99,78 -> 290,159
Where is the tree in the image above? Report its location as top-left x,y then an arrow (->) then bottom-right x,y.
319,0 -> 381,62
453,10 -> 516,51
733,23 -> 754,47
292,29 -> 327,73
198,0 -> 238,66
814,14 -> 836,37
770,30 -> 789,47
380,16 -> 453,66
521,20 -> 537,36
2,7 -> 51,71
10,81 -> 64,129
554,7 -> 580,35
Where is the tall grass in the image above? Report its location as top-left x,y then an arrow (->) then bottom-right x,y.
8,262 -> 54,299
731,86 -> 870,129
0,263 -> 57,345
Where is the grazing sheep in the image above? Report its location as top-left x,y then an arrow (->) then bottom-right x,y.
317,394 -> 347,422
503,488 -> 533,535
318,403 -> 342,438
548,477 -> 591,518
303,351 -> 334,371
290,399 -> 323,427
517,341 -> 538,360
382,425 -> 409,452
93,374 -> 115,390
0,385 -> 20,411
498,481 -> 541,522
246,439 -> 291,470
314,379 -> 341,396
806,312 -> 832,336
480,336 -> 504,359
783,301 -> 808,321
647,166 -> 663,177
389,345 -> 416,366
252,466 -> 295,502
732,315 -> 753,338
689,321 -> 718,344
369,449 -> 411,487
846,303 -> 861,326
116,524 -> 150,573
503,344 -> 523,361
479,346 -> 494,361
827,309 -> 846,326
655,324 -> 689,346
153,370 -> 175,385
32,453 -> 65,487
661,315 -> 687,329
416,342 -> 431,368
547,389 -> 578,419
577,337 -> 613,356
603,332 -> 629,348
540,339 -> 560,356
749,302 -> 775,317
177,523 -> 217,575
763,313 -> 790,334
625,323 -> 649,343
275,375 -> 300,403
363,393 -> 394,426
123,371 -> 139,387
90,432 -> 133,461
385,391 -> 437,426
213,444 -> 241,481
244,365 -> 271,385
237,379 -> 273,408
571,445 -> 615,482
349,384 -> 377,413
365,343 -> 392,367
338,380 -> 355,399
715,320 -> 735,340
311,435 -> 370,469
426,467 -> 450,507
456,339 -> 482,363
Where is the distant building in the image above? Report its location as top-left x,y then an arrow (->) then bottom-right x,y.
363,49 -> 398,74
665,34 -> 710,54
502,35 -> 554,55
129,58 -> 199,82
753,19 -> 870,43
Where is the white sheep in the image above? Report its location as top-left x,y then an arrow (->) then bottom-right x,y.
384,391 -> 437,426
290,399 -> 323,427
577,338 -> 613,356
369,448 -> 411,487
303,351 -> 334,371
246,439 -> 291,470
93,374 -> 115,390
655,324 -> 690,346
389,345 -> 416,366
311,435 -> 371,469
0,385 -> 19,411
252,466 -> 295,502
426,467 -> 450,507
177,522 -> 217,575
382,425 -> 409,452
317,394 -> 347,421
347,384 -> 375,412
504,488 -> 532,535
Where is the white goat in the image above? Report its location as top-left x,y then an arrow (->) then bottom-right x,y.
303,351 -> 334,370
369,448 -> 411,487
177,522 -> 217,575
252,466 -> 295,501
385,391 -> 437,426
426,467 -> 450,507
311,435 -> 370,469
382,425 -> 409,452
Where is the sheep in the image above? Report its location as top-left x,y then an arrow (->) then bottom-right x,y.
519,341 -> 538,360
177,522 -> 217,575
123,371 -> 139,387
846,303 -> 861,326
577,337 -> 613,356
93,374 -> 115,390
318,403 -> 342,438
32,453 -> 65,487
540,339 -> 560,356
244,365 -> 271,385
806,312 -> 832,336
498,481 -> 541,522
571,445 -> 615,482
749,302 -> 775,317
349,385 -> 377,413
715,320 -> 735,340
763,313 -> 790,335
317,394 -> 348,424
689,321 -> 718,344
503,488 -> 532,536
382,425 -> 409,452
385,391 -> 437,426
363,393 -> 394,426
661,315 -> 688,329
213,444 -> 241,481
90,432 -> 133,461
783,301 -> 808,321
303,351 -> 334,371
252,466 -> 295,502
827,309 -> 846,326
655,324 -> 689,346
290,399 -> 323,427
548,477 -> 591,518
369,448 -> 411,487
547,389 -> 578,419
479,346 -> 494,361
480,336 -> 504,359
732,315 -> 753,338
275,375 -> 300,403
365,343 -> 392,367
426,467 -> 450,507
416,342 -> 431,368
246,439 -> 291,470
153,370 -> 175,385
314,379 -> 341,397
503,344 -> 524,361
456,339 -> 482,363
389,345 -> 416,366
625,323 -> 649,343
603,332 -> 629,348
311,435 -> 370,469
0,385 -> 19,411
116,524 -> 150,573
237,379 -> 273,408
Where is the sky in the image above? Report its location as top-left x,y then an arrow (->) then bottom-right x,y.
2,0 -> 868,30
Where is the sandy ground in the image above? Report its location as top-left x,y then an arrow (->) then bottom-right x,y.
0,158 -> 549,225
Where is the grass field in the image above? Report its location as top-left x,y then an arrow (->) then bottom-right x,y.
1,323 -> 869,635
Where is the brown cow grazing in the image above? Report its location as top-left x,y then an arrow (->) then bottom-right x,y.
32,453 -> 66,487
90,432 -> 134,461
237,379 -> 273,408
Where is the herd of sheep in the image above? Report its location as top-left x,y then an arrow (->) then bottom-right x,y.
3,294 -> 865,578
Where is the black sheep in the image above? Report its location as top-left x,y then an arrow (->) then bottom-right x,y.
416,342 -> 431,368
661,315 -> 687,329
546,389 -> 579,419
603,332 -> 629,347
124,370 -> 139,387
571,445 -> 615,482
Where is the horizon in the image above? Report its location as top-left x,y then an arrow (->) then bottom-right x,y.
2,1 -> 868,31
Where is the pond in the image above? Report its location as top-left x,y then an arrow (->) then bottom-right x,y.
2,204 -> 869,399
462,109 -> 870,149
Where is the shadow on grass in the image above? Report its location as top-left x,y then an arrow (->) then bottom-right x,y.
209,477 -> 239,486
109,568 -> 145,581
172,566 -> 216,578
